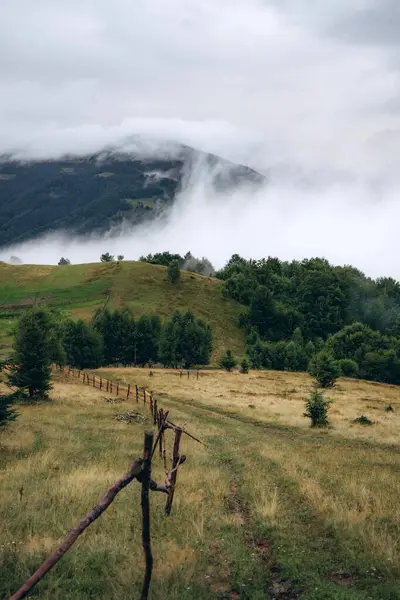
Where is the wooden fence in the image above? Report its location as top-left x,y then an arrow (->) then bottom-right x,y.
9,366 -> 204,600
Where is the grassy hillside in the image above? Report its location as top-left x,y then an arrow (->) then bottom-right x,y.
0,260 -> 245,362
0,369 -> 399,599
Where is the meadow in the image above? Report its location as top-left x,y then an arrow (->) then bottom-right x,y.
1,368 -> 399,599
0,261 -> 245,361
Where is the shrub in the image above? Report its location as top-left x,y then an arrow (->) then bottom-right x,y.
240,358 -> 249,374
220,349 -> 237,372
58,257 -> 70,265
100,253 -> 114,262
385,405 -> 394,412
308,351 -> 339,388
304,388 -> 332,427
338,358 -> 359,378
353,415 -> 373,425
0,393 -> 18,427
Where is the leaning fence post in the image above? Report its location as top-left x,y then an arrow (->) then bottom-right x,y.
141,432 -> 154,600
153,399 -> 157,426
165,428 -> 183,516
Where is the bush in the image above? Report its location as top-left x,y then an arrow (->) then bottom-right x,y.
58,257 -> 70,265
100,253 -> 114,262
304,388 -> 332,427
167,260 -> 181,284
385,405 -> 394,412
353,415 -> 373,425
220,349 -> 237,372
240,358 -> 249,374
0,393 -> 18,426
338,358 -> 359,378
308,351 -> 339,388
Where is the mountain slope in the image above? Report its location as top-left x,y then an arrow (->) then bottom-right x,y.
0,260 -> 245,362
0,144 -> 264,248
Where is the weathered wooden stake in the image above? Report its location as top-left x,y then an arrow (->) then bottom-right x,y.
153,399 -> 157,426
141,432 -> 154,600
93,376 -> 96,388
127,383 -> 131,399
197,370 -> 199,380
110,381 -> 113,394
180,370 -> 182,379
136,385 -> 139,402
100,377 -> 103,390
106,379 -> 109,392
78,371 -> 81,379
116,382 -> 119,396
187,370 -> 190,380
165,428 -> 183,516
143,388 -> 146,404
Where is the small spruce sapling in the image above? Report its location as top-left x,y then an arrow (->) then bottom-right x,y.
304,388 -> 332,428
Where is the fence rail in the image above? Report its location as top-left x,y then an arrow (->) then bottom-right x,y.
10,366 -> 204,600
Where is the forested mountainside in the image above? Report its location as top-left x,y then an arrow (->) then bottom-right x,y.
0,144 -> 264,248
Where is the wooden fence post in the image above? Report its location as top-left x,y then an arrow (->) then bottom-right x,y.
110,381 -> 113,394
100,377 -> 103,390
153,399 -> 157,426
187,370 -> 190,380
165,428 -> 183,516
197,370 -> 199,380
78,371 -> 81,379
143,389 -> 146,404
106,379 -> 109,393
93,376 -> 96,388
180,370 -> 182,379
136,385 -> 139,403
141,432 -> 154,600
68,366 -> 71,376
127,384 -> 131,400
116,382 -> 119,396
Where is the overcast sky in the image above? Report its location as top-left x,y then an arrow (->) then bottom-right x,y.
1,1 -> 400,275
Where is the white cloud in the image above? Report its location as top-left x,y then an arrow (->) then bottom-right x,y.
1,0 -> 400,276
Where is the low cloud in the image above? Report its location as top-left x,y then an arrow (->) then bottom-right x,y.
1,1 -> 400,277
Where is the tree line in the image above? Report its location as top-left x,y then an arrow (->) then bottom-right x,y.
218,254 -> 400,385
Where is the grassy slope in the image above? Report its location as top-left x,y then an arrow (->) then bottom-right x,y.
0,261 -> 245,362
0,369 -> 399,599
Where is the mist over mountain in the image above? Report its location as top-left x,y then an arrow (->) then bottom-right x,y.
0,141 -> 265,248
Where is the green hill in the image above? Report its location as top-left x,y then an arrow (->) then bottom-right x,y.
0,260 -> 245,362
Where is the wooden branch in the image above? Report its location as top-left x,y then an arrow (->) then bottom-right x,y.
9,459 -> 144,600
166,421 -> 206,446
141,432 -> 154,600
151,410 -> 169,459
165,428 -> 183,516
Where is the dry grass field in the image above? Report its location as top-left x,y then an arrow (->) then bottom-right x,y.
1,368 -> 399,599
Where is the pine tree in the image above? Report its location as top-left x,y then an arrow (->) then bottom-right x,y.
308,350 -> 339,388
8,309 -> 54,398
220,349 -> 237,372
159,311 -> 212,368
167,260 -> 181,284
63,320 -> 103,370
